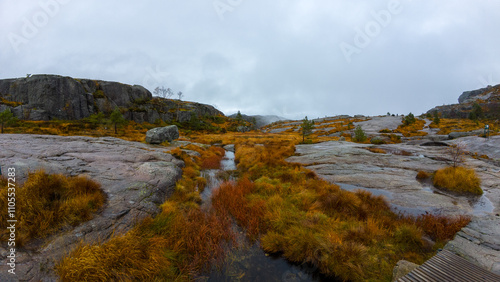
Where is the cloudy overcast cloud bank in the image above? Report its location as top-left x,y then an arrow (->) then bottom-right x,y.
1,0 -> 499,119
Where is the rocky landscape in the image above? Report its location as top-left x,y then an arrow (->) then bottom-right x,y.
1,76 -> 499,280
287,119 -> 500,274
0,75 -> 223,123
428,84 -> 500,119
0,134 -> 183,281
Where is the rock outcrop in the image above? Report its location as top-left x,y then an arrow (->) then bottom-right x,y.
427,84 -> 500,119
444,215 -> 500,275
287,140 -> 500,216
145,125 -> 180,144
0,134 -> 183,281
0,75 -> 224,124
287,139 -> 500,273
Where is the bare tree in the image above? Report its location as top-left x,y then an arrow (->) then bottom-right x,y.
166,88 -> 174,98
448,142 -> 466,168
177,91 -> 184,101
153,86 -> 174,99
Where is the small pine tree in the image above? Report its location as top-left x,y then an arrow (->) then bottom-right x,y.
353,125 -> 367,142
0,109 -> 18,133
88,112 -> 106,128
301,116 -> 314,143
403,112 -> 416,126
469,103 -> 483,121
433,111 -> 440,125
109,108 -> 127,134
235,111 -> 243,124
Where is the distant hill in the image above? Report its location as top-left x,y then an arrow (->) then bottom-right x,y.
427,84 -> 500,119
228,113 -> 288,128
0,74 -> 223,124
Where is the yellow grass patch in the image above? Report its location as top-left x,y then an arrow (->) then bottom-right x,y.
433,166 -> 483,195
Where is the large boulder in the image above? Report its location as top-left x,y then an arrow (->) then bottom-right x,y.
145,125 -> 179,144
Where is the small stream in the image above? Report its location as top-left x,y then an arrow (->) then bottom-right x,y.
198,148 -> 331,282
198,148 -> 495,281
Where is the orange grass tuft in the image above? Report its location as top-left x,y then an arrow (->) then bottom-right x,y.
433,166 -> 482,195
416,171 -> 431,180
0,171 -> 105,246
367,147 -> 387,154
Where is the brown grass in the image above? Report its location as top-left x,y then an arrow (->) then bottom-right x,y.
394,119 -> 428,137
414,213 -> 471,242
57,207 -> 233,281
0,171 -> 105,246
416,171 -> 431,180
200,146 -> 225,169
56,142 -> 235,281
209,137 -> 469,281
367,147 -> 387,154
429,118 -> 489,135
433,166 -> 483,195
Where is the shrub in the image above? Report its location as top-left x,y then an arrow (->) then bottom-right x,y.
433,166 -> 482,195
370,138 -> 386,145
415,213 -> 470,242
403,113 -> 416,126
353,125 -> 367,142
0,171 -> 105,245
379,128 -> 392,133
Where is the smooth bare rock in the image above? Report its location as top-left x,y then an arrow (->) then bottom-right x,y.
450,136 -> 500,160
287,141 -> 499,216
287,140 -> 500,274
448,129 -> 484,139
392,260 -> 419,282
145,125 -> 180,144
459,85 -> 495,104
0,134 -> 183,281
445,215 -> 500,274
353,116 -> 403,135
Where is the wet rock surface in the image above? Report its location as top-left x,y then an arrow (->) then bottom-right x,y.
0,134 -> 183,281
445,215 -> 500,274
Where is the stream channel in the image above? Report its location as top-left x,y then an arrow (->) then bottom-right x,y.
197,148 -> 331,282
196,148 -> 494,281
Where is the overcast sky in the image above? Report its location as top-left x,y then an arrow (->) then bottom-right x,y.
1,1 -> 499,119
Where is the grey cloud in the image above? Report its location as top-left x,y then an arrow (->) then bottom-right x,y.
1,1 -> 499,120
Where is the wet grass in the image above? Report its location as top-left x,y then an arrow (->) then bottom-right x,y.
13,128 -> 469,281
0,171 -> 105,246
210,139 -> 471,281
56,144 -> 235,281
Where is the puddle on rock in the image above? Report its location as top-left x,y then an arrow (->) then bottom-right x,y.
337,183 -> 393,199
471,192 -> 495,216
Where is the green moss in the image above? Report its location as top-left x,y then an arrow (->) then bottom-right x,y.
93,90 -> 105,99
